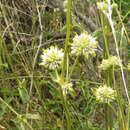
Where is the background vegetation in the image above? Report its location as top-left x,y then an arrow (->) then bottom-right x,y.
0,0 -> 129,129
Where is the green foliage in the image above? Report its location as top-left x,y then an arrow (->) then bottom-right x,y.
0,0 -> 129,129
18,80 -> 29,103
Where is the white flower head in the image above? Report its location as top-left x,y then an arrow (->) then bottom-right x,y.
61,82 -> 73,97
127,61 -> 130,70
54,8 -> 60,13
63,0 -> 68,8
40,46 -> 64,70
97,2 -> 108,13
95,85 -> 116,103
71,32 -> 98,58
63,0 -> 68,12
98,56 -> 121,70
97,0 -> 117,16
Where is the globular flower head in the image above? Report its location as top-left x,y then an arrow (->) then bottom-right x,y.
63,0 -> 68,12
61,82 -> 74,97
71,32 -> 98,58
111,3 -> 118,9
97,2 -> 108,12
97,0 -> 117,15
53,74 -> 74,97
98,56 -> 121,70
40,46 -> 64,70
95,85 -> 116,103
63,0 -> 68,7
127,61 -> 130,70
54,8 -> 60,13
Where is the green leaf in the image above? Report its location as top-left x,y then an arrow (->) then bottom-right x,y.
92,28 -> 102,38
1,88 -> 19,96
0,63 -> 8,68
79,81 -> 90,100
87,120 -> 101,130
18,123 -> 25,130
72,24 -> 84,32
18,87 -> 29,103
83,86 -> 90,100
18,79 -> 29,103
24,114 -> 40,120
0,56 -> 8,68
0,97 -> 13,116
60,25 -> 67,33
84,98 -> 96,115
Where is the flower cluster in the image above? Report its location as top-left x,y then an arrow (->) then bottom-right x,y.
98,56 -> 121,70
63,0 -> 68,12
71,32 -> 98,58
95,85 -> 116,103
127,61 -> 130,70
97,0 -> 117,15
61,82 -> 73,97
97,2 -> 108,12
54,74 -> 74,97
40,46 -> 64,70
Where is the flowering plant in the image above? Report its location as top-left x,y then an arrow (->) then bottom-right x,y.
98,56 -> 121,70
71,32 -> 98,58
95,85 -> 116,103
40,46 -> 64,70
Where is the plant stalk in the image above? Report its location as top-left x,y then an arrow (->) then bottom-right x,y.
61,0 -> 72,79
0,97 -> 34,130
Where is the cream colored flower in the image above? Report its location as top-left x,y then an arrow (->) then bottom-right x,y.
98,56 -> 121,70
40,46 -> 64,70
63,0 -> 68,12
63,0 -> 68,8
95,85 -> 116,103
97,0 -> 117,15
61,82 -> 73,96
127,61 -> 130,70
71,32 -> 98,58
53,74 -> 74,97
97,2 -> 108,12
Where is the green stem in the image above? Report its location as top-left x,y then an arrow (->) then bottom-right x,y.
100,13 -> 109,58
100,12 -> 111,130
61,0 -> 72,79
67,56 -> 79,81
115,7 -> 130,44
122,10 -> 130,22
60,1 -> 72,127
119,0 -> 122,13
0,97 -> 34,130
59,84 -> 71,130
107,103 -> 117,117
108,70 -> 113,130
112,68 -> 127,130
108,8 -> 130,104
104,104 -> 108,130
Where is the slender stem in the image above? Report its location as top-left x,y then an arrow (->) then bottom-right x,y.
60,1 -> 72,128
119,0 -> 122,13
112,68 -> 127,130
67,56 -> 79,81
107,103 -> 117,117
0,97 -> 34,130
100,13 -> 109,58
100,11 -> 110,130
108,4 -> 130,105
122,10 -> 130,22
104,104 -> 108,130
127,106 -> 130,130
61,0 -> 72,79
59,84 -> 71,130
107,70 -> 113,130
115,7 -> 130,44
